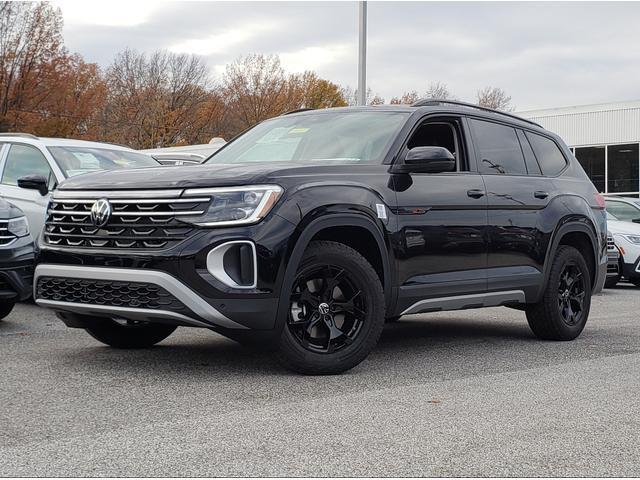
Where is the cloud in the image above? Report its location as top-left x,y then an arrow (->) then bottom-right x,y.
280,44 -> 352,74
55,1 -> 640,110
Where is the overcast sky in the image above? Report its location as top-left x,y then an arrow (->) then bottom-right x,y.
52,1 -> 640,111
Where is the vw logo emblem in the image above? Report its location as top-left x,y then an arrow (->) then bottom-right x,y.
90,198 -> 112,227
318,302 -> 330,315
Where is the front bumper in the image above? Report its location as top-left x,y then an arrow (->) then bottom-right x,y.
35,213 -> 297,330
0,236 -> 35,302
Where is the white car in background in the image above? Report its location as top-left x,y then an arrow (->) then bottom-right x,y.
0,133 -> 159,236
606,211 -> 640,287
140,137 -> 226,166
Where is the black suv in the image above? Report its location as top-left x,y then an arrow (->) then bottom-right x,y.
0,198 -> 34,319
28,100 -> 607,374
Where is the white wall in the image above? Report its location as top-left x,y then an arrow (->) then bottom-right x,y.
518,100 -> 640,147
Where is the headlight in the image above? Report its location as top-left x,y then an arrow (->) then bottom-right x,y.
622,234 -> 640,245
7,216 -> 29,237
185,185 -> 283,227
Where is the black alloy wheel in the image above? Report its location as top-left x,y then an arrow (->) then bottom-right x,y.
557,263 -> 586,326
288,265 -> 366,354
276,241 -> 385,375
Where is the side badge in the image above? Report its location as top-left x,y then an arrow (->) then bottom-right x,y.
376,203 -> 387,219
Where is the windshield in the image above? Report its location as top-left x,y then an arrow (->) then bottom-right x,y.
48,146 -> 158,178
207,111 -> 410,165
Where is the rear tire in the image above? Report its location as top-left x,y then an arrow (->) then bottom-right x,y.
526,246 -> 592,341
277,241 -> 385,375
85,319 -> 177,348
0,301 -> 15,320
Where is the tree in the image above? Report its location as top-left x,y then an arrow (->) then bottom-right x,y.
340,86 -> 384,106
222,54 -> 294,133
476,86 -> 513,111
102,48 -> 215,148
390,91 -> 420,105
0,1 -> 65,130
424,81 -> 452,100
290,71 -> 347,110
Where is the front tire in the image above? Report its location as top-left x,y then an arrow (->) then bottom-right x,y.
526,245 -> 592,340
85,319 -> 177,348
0,301 -> 15,320
277,241 -> 385,375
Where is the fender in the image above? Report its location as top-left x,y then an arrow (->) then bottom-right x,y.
538,216 -> 600,301
273,212 -> 394,330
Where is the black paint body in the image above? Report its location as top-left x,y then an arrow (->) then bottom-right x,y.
0,199 -> 34,302
38,105 -> 607,332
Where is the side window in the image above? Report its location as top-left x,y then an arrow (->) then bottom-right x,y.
516,130 -> 542,175
470,119 -> 526,175
1,144 -> 55,188
406,120 -> 466,171
525,131 -> 567,176
605,200 -> 640,221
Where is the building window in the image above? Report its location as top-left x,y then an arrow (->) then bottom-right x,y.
574,146 -> 605,192
607,143 -> 639,193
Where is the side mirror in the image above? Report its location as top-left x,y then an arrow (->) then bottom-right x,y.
401,146 -> 456,174
17,175 -> 49,196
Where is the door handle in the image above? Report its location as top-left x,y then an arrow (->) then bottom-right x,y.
467,189 -> 485,199
534,191 -> 549,199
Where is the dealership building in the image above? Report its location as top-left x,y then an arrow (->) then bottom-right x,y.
518,100 -> 640,197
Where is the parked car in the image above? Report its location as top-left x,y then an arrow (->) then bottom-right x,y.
604,196 -> 640,223
606,211 -> 640,286
141,138 -> 225,165
149,153 -> 206,166
0,198 -> 34,319
30,100 -> 607,374
605,231 -> 622,288
0,133 -> 159,236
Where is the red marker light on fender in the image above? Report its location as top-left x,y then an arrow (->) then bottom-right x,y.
595,193 -> 606,208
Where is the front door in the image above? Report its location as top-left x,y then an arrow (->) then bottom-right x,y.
0,143 -> 56,236
392,116 -> 488,314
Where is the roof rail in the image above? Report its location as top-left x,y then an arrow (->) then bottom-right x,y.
411,99 -> 542,128
0,132 -> 39,139
283,108 -> 315,115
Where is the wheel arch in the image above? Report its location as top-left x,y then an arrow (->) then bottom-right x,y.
539,217 -> 600,300
274,213 -> 393,330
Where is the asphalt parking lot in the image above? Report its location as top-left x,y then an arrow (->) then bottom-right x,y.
1,285 -> 640,477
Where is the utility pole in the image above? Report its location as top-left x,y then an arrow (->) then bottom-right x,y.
357,1 -> 367,106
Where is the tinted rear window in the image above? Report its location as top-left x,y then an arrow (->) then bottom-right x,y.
525,132 -> 567,176
470,119 -> 527,175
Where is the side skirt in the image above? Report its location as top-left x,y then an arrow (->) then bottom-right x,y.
401,290 -> 526,316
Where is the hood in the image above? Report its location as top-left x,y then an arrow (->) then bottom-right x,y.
56,162 -> 385,191
0,197 -> 24,219
608,219 -> 640,236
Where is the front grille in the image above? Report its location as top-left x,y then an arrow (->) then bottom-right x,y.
44,195 -> 210,249
36,277 -> 189,313
0,221 -> 16,246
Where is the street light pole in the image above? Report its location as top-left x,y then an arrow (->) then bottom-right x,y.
357,1 -> 367,106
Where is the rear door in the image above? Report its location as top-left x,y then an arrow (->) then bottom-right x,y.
469,118 -> 559,294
